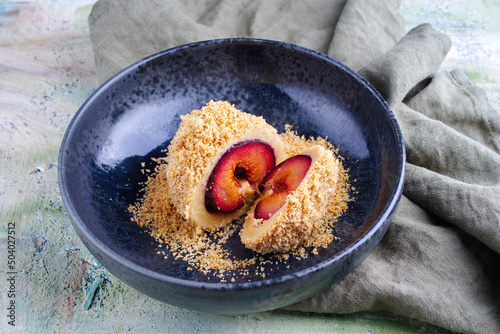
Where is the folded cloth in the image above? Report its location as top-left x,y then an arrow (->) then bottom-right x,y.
88,1 -> 500,333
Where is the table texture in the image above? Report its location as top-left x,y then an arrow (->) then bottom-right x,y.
1,0 -> 498,333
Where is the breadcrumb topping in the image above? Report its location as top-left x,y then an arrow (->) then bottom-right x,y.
240,143 -> 348,254
128,101 -> 352,278
163,100 -> 284,231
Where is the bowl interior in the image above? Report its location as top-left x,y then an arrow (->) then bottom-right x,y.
60,39 -> 404,285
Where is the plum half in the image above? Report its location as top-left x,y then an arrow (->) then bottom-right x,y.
254,155 -> 312,220
240,145 -> 341,254
205,140 -> 276,214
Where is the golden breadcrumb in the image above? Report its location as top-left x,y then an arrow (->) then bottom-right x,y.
240,143 -> 349,254
162,100 -> 285,231
128,102 -> 352,278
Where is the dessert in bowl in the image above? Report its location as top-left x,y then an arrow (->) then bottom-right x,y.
58,39 -> 405,313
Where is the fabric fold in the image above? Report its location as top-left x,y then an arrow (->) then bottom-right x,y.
89,0 -> 353,84
358,23 -> 452,106
404,163 -> 500,253
328,0 -> 405,71
405,69 -> 500,154
397,103 -> 500,185
354,21 -> 500,255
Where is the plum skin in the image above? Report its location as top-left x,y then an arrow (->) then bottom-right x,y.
254,155 -> 312,220
205,139 -> 276,214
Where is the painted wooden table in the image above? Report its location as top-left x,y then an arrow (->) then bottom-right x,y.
1,1 -> 498,333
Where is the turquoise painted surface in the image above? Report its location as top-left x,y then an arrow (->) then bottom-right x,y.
1,0 -> 498,333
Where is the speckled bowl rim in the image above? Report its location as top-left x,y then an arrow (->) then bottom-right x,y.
59,38 -> 405,293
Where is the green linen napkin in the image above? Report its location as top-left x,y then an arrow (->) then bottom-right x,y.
88,1 -> 500,333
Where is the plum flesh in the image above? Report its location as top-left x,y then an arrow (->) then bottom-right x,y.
205,140 -> 276,214
254,155 -> 312,220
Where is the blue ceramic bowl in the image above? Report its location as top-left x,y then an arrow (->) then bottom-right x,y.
58,39 -> 405,314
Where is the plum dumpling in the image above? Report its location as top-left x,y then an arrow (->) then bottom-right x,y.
240,145 -> 341,254
162,100 -> 285,231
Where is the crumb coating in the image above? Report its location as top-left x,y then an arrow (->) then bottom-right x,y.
163,100 -> 284,230
241,143 -> 349,254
